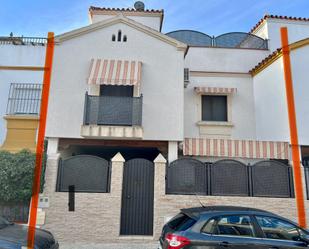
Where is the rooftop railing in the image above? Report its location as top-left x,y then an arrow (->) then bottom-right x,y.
0,36 -> 47,46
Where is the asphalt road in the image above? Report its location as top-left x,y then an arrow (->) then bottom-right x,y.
60,242 -> 159,249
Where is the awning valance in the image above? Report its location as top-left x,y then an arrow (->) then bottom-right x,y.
87,59 -> 142,86
194,87 -> 237,94
183,138 -> 289,159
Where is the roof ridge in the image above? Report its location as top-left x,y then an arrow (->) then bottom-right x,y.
250,14 -> 309,34
89,6 -> 163,14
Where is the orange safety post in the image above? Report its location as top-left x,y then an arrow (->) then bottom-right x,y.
27,32 -> 55,248
280,27 -> 307,228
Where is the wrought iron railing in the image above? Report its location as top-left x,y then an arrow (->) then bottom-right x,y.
84,93 -> 143,126
6,83 -> 42,115
0,36 -> 47,46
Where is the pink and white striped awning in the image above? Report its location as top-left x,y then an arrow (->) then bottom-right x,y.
87,59 -> 142,85
183,138 -> 289,160
194,87 -> 237,94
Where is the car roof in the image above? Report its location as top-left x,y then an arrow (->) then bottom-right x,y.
181,206 -> 276,219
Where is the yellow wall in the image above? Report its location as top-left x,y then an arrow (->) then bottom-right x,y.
0,115 -> 39,153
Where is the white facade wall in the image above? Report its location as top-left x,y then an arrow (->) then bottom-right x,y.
184,75 -> 256,140
185,47 -> 269,73
253,57 -> 290,142
0,45 -> 45,144
291,45 -> 309,145
91,14 -> 161,31
259,20 -> 309,52
45,22 -> 184,141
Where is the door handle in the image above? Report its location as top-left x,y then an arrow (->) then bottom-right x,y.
218,241 -> 229,247
126,195 -> 131,199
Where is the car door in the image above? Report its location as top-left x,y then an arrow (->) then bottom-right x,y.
253,215 -> 308,249
196,215 -> 266,249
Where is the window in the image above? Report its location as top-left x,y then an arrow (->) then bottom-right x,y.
202,95 -> 227,121
167,213 -> 197,232
100,85 -> 133,97
202,218 -> 216,234
256,216 -> 302,241
112,34 -> 116,41
117,30 -> 122,42
208,215 -> 255,237
123,35 -> 127,42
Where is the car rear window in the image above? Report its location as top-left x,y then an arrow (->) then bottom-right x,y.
168,213 -> 196,231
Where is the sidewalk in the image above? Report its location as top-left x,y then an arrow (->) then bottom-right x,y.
60,242 -> 159,249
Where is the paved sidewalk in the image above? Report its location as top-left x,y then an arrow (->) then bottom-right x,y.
60,242 -> 159,249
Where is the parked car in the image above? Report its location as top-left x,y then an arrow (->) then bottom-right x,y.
0,216 -> 58,249
159,206 -> 309,249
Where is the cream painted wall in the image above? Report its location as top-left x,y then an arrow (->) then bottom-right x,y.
0,45 -> 45,145
291,45 -> 309,145
185,47 -> 269,73
91,14 -> 161,31
45,22 -> 184,141
184,75 -> 256,140
253,57 -> 290,142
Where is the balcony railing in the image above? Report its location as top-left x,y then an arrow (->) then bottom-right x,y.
0,36 -> 47,46
83,93 -> 143,126
6,83 -> 42,115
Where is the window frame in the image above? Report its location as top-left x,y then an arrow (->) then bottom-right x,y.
253,215 -> 308,242
201,214 -> 260,238
200,94 -> 231,123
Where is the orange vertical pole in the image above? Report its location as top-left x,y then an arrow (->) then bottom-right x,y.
280,27 -> 306,228
27,32 -> 54,248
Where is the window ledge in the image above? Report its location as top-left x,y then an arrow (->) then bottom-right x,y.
197,121 -> 234,127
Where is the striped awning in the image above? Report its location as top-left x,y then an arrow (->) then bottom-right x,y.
194,87 -> 237,94
87,59 -> 142,85
183,138 -> 289,159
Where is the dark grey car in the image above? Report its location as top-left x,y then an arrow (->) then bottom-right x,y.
159,206 -> 309,249
0,216 -> 58,249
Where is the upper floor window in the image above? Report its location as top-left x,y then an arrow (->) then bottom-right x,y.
100,85 -> 133,97
202,95 -> 227,122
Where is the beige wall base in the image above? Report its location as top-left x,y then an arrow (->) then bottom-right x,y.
0,115 -> 39,153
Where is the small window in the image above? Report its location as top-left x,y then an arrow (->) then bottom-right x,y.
256,216 -> 302,241
117,30 -> 122,42
112,34 -> 116,41
202,95 -> 227,121
212,215 -> 255,237
123,35 -> 127,42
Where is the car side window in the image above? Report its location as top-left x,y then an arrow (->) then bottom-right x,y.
204,215 -> 255,237
256,216 -> 301,241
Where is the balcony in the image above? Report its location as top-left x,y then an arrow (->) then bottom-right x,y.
81,93 -> 143,139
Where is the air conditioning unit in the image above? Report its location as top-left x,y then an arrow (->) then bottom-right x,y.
184,68 -> 190,88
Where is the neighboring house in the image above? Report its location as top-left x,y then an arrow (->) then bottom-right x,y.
0,37 -> 45,152
1,2 -> 309,244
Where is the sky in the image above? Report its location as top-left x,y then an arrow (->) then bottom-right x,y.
0,0 -> 309,37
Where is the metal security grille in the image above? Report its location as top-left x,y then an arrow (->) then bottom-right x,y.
251,160 -> 293,198
210,160 -> 249,196
6,83 -> 42,115
166,159 -> 294,198
120,158 -> 154,235
0,36 -> 47,45
84,93 -> 143,126
166,158 -> 208,195
57,155 -> 110,192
